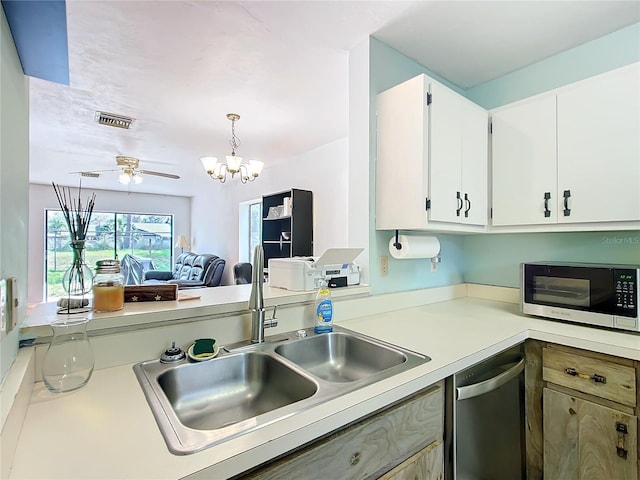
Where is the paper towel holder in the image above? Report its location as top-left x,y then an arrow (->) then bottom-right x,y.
393,230 -> 402,250
391,230 -> 441,263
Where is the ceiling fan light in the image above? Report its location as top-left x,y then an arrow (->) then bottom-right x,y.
249,160 -> 264,177
200,156 -> 218,173
119,172 -> 131,185
226,154 -> 242,173
132,172 -> 143,184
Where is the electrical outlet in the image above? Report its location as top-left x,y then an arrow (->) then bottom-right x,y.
380,256 -> 389,276
7,278 -> 17,332
430,262 -> 438,272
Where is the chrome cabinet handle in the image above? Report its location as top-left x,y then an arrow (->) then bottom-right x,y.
464,193 -> 471,218
456,192 -> 463,217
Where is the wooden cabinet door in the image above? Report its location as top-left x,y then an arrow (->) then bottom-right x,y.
491,94 -> 557,226
378,441 -> 443,480
557,63 -> 640,223
544,388 -> 638,480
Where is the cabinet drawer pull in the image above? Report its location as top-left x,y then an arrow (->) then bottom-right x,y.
616,422 -> 628,459
564,367 -> 606,384
456,192 -> 463,217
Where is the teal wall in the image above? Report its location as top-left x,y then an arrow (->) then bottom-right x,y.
368,38 -> 467,294
464,232 -> 640,288
368,24 -> 640,294
463,23 -> 640,287
466,23 -> 640,109
0,7 -> 30,382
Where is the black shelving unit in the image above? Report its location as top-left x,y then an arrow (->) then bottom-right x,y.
262,188 -> 313,269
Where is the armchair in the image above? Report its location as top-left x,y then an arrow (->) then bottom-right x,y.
143,252 -> 225,288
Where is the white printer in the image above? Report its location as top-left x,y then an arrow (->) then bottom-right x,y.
268,248 -> 364,291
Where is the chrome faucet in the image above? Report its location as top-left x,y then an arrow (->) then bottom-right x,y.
249,245 -> 277,343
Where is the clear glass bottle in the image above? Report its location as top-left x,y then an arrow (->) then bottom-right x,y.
42,317 -> 95,393
93,259 -> 124,312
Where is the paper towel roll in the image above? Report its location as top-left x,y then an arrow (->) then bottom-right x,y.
389,235 -> 440,259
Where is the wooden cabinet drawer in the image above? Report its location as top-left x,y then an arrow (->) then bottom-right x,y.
543,347 -> 636,407
378,440 -> 443,480
242,382 -> 443,480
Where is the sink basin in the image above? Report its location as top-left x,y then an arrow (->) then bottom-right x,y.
157,352 -> 317,430
275,331 -> 407,382
133,326 -> 430,454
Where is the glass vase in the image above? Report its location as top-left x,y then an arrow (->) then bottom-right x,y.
62,240 -> 94,296
42,318 -> 95,393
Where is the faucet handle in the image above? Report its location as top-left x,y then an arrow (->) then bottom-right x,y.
264,305 -> 278,329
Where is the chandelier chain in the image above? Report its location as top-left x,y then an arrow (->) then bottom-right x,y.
229,119 -> 240,156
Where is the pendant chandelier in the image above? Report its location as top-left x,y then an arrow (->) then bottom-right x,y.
201,113 -> 264,184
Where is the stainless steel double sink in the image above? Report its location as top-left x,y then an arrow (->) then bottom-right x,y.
133,325 -> 430,454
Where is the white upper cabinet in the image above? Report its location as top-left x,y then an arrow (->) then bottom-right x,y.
491,62 -> 640,228
557,63 -> 640,223
376,74 -> 488,231
491,95 -> 557,226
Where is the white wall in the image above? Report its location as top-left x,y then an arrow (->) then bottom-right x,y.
1,8 -> 30,382
348,38 -> 372,285
28,183 -> 191,305
192,138 -> 350,286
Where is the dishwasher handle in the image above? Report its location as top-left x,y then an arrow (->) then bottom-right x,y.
456,358 -> 525,400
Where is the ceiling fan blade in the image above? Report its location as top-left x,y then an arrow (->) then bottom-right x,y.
69,171 -> 101,178
138,169 -> 180,179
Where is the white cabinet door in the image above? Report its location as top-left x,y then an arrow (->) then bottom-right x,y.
429,83 -> 488,226
461,99 -> 489,225
428,82 -> 465,224
557,63 -> 640,223
376,74 -> 488,231
376,75 -> 429,230
491,95 -> 557,226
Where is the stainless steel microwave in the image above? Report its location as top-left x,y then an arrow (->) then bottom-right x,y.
521,262 -> 639,332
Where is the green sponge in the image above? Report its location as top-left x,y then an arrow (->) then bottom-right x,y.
193,338 -> 216,357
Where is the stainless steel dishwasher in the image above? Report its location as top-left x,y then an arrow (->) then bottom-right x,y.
445,344 -> 525,480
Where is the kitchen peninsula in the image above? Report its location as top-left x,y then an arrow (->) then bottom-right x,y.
6,284 -> 640,479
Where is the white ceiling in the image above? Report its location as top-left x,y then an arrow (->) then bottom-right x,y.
28,1 -> 640,196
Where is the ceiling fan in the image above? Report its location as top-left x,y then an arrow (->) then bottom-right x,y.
71,156 -> 180,185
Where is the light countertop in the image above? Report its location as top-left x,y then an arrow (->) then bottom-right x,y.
23,284 -> 371,339
9,296 -> 640,479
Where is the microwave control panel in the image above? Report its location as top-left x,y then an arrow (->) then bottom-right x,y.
614,269 -> 638,317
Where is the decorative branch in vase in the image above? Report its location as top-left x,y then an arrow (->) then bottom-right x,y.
52,182 -> 96,312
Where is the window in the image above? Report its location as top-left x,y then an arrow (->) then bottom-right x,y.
239,199 -> 262,263
45,211 -> 173,300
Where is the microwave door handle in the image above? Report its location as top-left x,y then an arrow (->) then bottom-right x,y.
456,359 -> 525,401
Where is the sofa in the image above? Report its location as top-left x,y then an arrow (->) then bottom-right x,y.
143,252 -> 225,288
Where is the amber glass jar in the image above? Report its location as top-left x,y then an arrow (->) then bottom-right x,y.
93,259 -> 124,312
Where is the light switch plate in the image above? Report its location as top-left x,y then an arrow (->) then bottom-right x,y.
0,279 -> 6,335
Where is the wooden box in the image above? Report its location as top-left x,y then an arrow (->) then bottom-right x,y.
124,284 -> 178,303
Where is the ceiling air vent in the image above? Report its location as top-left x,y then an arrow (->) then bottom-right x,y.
95,111 -> 134,129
